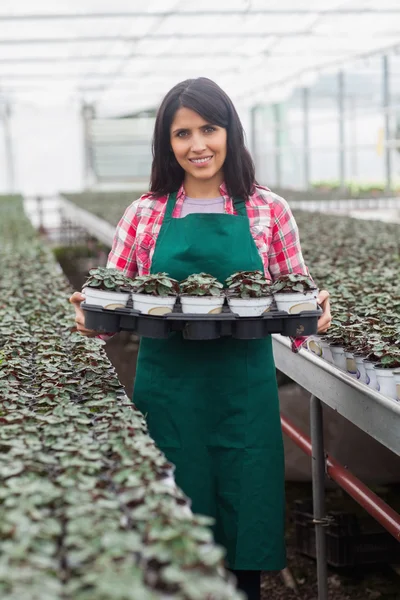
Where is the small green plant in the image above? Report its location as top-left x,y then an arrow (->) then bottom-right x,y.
367,340 -> 400,369
180,273 -> 223,297
131,273 -> 180,297
225,270 -> 272,298
83,267 -> 135,292
271,273 -> 317,295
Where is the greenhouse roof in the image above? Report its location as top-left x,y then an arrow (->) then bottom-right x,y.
0,0 -> 400,115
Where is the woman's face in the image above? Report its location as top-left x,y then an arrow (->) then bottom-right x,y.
170,107 -> 227,185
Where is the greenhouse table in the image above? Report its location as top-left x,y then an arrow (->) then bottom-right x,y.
59,198 -> 115,246
273,335 -> 400,600
272,334 -> 400,456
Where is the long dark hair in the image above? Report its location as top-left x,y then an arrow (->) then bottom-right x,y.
150,77 -> 255,198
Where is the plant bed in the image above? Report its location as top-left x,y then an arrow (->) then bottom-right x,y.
82,301 -> 321,340
0,196 -> 245,600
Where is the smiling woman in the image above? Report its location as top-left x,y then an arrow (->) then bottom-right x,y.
70,77 -> 331,600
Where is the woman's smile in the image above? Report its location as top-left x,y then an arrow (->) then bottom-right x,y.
188,155 -> 213,166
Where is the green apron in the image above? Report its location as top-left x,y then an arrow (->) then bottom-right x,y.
133,192 -> 286,570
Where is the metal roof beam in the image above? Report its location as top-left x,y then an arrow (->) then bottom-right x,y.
0,9 -> 400,19
0,51 -> 359,63
0,72 -> 227,80
0,32 -> 396,44
0,53 -> 248,63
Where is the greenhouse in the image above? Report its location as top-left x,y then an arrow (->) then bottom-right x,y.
1,2 -> 400,600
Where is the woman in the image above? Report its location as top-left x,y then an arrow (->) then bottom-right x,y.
70,77 -> 331,600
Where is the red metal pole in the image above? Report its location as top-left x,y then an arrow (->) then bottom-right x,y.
281,415 -> 400,542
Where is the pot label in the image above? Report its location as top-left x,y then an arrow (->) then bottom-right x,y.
346,358 -> 357,375
308,340 -> 323,356
147,306 -> 173,316
289,302 -> 316,314
104,303 -> 126,310
208,307 -> 223,314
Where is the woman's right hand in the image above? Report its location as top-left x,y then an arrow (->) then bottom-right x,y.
69,291 -> 99,337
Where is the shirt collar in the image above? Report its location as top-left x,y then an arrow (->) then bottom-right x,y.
177,181 -> 228,200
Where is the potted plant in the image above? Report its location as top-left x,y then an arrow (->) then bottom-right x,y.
271,273 -> 318,314
373,347 -> 400,400
225,270 -> 273,317
179,273 -> 225,315
394,370 -> 400,402
82,267 -> 135,309
131,272 -> 179,315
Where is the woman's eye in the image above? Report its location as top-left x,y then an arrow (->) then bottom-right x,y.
204,126 -> 216,133
177,130 -> 188,138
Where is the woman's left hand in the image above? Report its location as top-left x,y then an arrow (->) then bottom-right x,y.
317,290 -> 331,334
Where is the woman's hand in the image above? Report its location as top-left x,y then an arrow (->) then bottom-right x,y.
69,292 -> 99,337
317,290 -> 331,334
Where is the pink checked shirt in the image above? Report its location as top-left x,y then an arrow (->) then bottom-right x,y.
107,182 -> 310,282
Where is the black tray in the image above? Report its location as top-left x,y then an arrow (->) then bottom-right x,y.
82,301 -> 320,340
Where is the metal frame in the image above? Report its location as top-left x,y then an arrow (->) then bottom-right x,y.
2,103 -> 14,193
59,199 -> 116,247
272,335 -> 400,456
302,87 -> 311,189
382,55 -> 392,191
2,10 -> 400,19
282,410 -> 400,600
0,32 -> 350,45
338,71 -> 346,191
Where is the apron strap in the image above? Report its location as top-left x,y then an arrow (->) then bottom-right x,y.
164,191 -> 178,221
233,197 -> 247,217
164,191 -> 247,219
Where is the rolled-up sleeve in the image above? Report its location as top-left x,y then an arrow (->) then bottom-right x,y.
107,201 -> 139,278
268,195 -> 311,281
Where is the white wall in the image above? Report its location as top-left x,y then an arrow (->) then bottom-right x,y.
0,103 -> 84,196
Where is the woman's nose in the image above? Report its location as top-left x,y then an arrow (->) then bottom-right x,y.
190,134 -> 207,152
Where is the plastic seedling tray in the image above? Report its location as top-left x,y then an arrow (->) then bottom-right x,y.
82,301 -> 320,340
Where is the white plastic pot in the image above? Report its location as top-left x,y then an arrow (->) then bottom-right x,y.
274,291 -> 318,314
354,356 -> 367,384
374,367 -> 397,400
180,295 -> 225,315
227,295 -> 273,317
132,293 -> 177,315
306,336 -> 323,357
363,361 -> 378,390
394,371 -> 400,401
330,346 -> 347,371
320,340 -> 334,364
346,352 -> 357,378
82,286 -> 130,310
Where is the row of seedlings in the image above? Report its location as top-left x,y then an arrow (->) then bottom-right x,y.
62,192 -> 142,228
0,196 -> 244,600
294,210 -> 400,400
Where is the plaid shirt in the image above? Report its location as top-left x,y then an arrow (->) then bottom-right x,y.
107,182 -> 310,281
